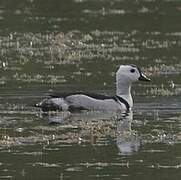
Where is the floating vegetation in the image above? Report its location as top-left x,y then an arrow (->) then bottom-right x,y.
0,30 -> 142,87
12,73 -> 66,84
142,63 -> 181,76
51,30 -> 140,64
0,29 -> 180,89
148,84 -> 181,96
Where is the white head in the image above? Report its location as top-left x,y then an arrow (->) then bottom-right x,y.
116,65 -> 150,96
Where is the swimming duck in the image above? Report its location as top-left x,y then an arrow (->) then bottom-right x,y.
36,65 -> 150,112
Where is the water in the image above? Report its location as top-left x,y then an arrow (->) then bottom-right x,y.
0,0 -> 181,179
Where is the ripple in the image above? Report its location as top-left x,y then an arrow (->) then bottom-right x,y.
31,162 -> 60,168
0,176 -> 13,179
149,163 -> 181,169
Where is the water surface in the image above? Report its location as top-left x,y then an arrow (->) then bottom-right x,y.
0,0 -> 181,179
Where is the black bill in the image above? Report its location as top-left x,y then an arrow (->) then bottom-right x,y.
138,72 -> 151,82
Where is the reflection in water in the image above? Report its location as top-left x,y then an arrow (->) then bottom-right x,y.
116,111 -> 140,155
43,110 -> 140,155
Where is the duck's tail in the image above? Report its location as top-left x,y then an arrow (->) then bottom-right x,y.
35,98 -> 64,112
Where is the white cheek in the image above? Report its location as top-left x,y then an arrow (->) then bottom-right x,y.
132,73 -> 139,81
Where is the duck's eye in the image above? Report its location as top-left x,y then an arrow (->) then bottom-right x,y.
130,69 -> 135,73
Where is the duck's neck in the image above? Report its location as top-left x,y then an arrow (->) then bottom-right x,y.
116,80 -> 133,108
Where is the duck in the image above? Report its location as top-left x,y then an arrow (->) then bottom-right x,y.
36,65 -> 150,112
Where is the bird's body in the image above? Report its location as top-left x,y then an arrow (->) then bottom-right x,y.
36,65 -> 150,112
38,93 -> 130,112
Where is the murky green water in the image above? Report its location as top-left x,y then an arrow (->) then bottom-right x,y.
0,0 -> 181,179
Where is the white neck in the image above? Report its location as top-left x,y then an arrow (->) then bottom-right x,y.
116,77 -> 133,108
116,80 -> 131,95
